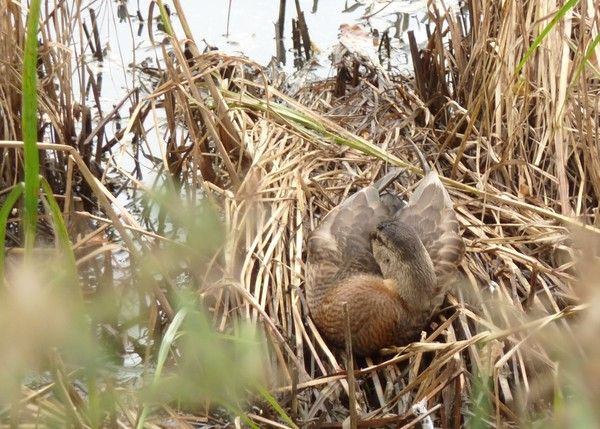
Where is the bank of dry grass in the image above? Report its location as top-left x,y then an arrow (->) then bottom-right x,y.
1,0 -> 600,427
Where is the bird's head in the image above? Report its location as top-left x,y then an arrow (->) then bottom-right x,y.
370,219 -> 432,280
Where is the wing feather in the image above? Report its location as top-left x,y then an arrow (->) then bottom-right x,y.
306,185 -> 394,308
395,171 -> 464,303
306,170 -> 465,354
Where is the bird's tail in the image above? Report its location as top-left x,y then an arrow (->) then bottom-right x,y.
374,169 -> 403,192
374,136 -> 429,193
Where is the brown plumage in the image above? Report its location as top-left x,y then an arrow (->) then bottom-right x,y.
306,170 -> 464,356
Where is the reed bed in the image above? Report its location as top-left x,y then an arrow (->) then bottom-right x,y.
1,0 -> 600,427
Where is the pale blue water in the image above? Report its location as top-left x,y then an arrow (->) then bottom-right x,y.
84,0 -> 442,181
99,0 -> 438,97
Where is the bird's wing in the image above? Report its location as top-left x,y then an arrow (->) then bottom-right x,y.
395,171 -> 464,284
306,186 -> 391,304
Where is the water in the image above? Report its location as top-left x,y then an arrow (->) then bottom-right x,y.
75,0 -> 461,368
97,0 -> 463,103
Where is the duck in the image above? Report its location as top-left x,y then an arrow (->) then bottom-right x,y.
305,159 -> 464,356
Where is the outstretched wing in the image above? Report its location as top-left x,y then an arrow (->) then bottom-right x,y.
306,185 -> 393,306
395,171 -> 464,289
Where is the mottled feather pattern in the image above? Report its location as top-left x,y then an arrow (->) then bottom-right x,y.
395,172 -> 464,311
306,186 -> 390,310
310,276 -> 424,355
398,175 -> 463,267
306,171 -> 464,355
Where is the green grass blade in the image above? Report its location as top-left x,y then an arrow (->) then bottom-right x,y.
0,183 -> 25,283
256,384 -> 298,429
136,307 -> 188,429
515,0 -> 579,75
22,0 -> 43,252
218,402 -> 260,429
573,33 -> 600,81
156,0 -> 174,37
154,307 -> 188,384
40,177 -> 77,275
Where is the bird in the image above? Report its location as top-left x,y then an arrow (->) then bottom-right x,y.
305,160 -> 464,356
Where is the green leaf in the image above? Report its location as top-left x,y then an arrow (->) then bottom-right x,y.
22,0 -> 43,252
515,0 -> 580,75
256,384 -> 298,429
0,183 -> 25,283
156,0 -> 174,36
573,32 -> 600,81
40,177 -> 77,277
136,307 -> 189,429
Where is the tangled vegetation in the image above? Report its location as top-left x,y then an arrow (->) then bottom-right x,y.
0,0 -> 599,427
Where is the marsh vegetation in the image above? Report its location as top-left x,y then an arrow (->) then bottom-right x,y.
1,0 -> 599,427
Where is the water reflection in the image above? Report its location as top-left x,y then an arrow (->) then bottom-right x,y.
73,0 -> 462,210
